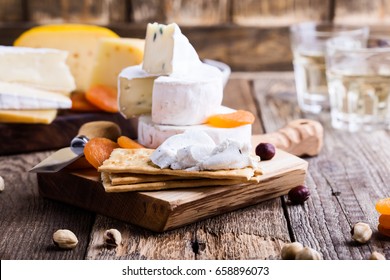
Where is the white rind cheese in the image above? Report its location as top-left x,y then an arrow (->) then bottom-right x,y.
118,65 -> 156,118
0,81 -> 71,109
138,107 -> 252,149
142,22 -> 201,75
152,63 -> 223,125
0,46 -> 76,94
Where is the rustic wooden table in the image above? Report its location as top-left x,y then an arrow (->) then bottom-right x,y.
1,72 -> 389,260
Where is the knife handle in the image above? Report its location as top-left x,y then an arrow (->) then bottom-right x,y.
70,121 -> 122,155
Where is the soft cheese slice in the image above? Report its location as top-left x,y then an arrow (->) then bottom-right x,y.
0,46 -> 75,94
138,107 -> 252,149
142,22 -> 201,75
14,24 -> 119,91
118,65 -> 157,117
0,82 -> 71,109
152,63 -> 223,125
0,109 -> 57,124
89,38 -> 145,89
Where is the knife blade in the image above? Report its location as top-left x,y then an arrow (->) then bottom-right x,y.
29,121 -> 121,173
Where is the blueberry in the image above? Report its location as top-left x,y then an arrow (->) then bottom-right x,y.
288,185 -> 310,205
255,143 -> 276,160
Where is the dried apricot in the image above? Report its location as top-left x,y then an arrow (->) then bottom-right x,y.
84,137 -> 119,169
85,85 -> 118,113
379,215 -> 390,229
117,136 -> 144,149
205,110 -> 255,128
70,91 -> 101,112
375,197 -> 390,215
378,224 -> 390,237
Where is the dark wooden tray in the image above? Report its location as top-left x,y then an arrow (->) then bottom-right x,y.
0,110 -> 138,155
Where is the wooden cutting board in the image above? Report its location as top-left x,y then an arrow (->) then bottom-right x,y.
37,146 -> 308,232
0,110 -> 137,155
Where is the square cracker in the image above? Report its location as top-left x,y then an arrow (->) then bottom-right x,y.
98,148 -> 260,180
109,173 -> 197,185
101,172 -> 253,192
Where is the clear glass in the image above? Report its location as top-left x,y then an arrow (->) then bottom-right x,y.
326,36 -> 390,132
290,22 -> 369,114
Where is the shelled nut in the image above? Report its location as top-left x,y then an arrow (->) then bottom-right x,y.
281,242 -> 304,260
103,229 -> 122,247
53,229 -> 78,249
0,176 -> 4,192
369,251 -> 386,260
295,247 -> 322,260
351,222 -> 372,244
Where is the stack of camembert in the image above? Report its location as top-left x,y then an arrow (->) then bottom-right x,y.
118,22 -> 252,148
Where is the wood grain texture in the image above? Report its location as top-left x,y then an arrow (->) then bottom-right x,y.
0,151 -> 95,259
252,72 -> 390,260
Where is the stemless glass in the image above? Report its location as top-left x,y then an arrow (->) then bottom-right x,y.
326,36 -> 390,132
290,22 -> 369,114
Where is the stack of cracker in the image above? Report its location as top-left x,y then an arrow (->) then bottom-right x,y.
98,148 -> 262,192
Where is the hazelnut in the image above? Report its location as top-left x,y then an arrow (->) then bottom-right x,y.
255,143 -> 276,160
351,222 -> 372,244
281,242 -> 304,260
0,176 -> 4,192
103,229 -> 122,247
53,229 -> 78,249
288,185 -> 310,205
295,247 -> 322,260
369,251 -> 386,260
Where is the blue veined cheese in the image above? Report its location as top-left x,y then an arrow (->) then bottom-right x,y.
137,106 -> 252,149
151,63 -> 223,125
118,65 -> 157,118
0,81 -> 71,109
142,22 -> 201,75
0,46 -> 75,94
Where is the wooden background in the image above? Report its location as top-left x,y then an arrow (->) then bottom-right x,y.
1,0 -> 390,71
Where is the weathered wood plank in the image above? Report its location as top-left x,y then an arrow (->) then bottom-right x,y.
0,152 -> 95,259
253,73 -> 390,259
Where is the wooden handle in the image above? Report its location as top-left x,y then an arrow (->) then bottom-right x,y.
254,119 -> 323,157
77,121 -> 122,141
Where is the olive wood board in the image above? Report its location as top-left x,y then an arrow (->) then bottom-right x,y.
0,110 -> 137,156
37,141 -> 308,232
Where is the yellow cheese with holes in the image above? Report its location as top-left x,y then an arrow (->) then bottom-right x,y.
14,24 -> 119,92
0,109 -> 57,124
89,38 -> 145,89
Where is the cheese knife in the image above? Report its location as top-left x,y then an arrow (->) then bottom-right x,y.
29,121 -> 121,173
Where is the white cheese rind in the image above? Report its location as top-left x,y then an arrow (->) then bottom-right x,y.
142,22 -> 201,75
0,81 -> 71,109
138,108 -> 252,149
152,63 -> 223,125
118,65 -> 156,118
0,46 -> 76,94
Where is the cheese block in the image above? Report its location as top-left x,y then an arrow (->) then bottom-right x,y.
152,63 -> 223,125
14,24 -> 119,92
142,22 -> 201,75
118,65 -> 157,118
0,82 -> 71,109
0,109 -> 57,124
88,38 -> 145,89
137,108 -> 252,149
0,46 -> 75,94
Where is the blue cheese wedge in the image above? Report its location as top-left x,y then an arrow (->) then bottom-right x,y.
142,22 -> 201,75
0,46 -> 75,94
0,81 -> 71,109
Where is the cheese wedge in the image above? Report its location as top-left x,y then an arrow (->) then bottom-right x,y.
14,24 -> 119,92
0,109 -> 57,124
89,38 -> 145,89
137,108 -> 252,149
0,46 -> 75,94
142,22 -> 201,75
0,81 -> 71,109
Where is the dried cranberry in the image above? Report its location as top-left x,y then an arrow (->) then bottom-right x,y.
288,185 -> 310,204
255,143 -> 276,160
